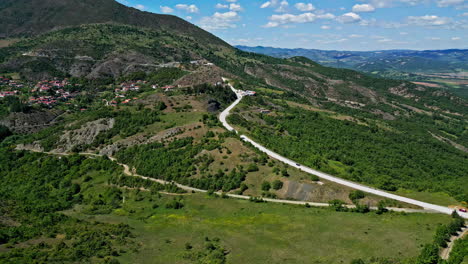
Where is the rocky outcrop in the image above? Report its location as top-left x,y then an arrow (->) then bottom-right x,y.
99,127 -> 182,156
52,118 -> 115,153
0,109 -> 64,134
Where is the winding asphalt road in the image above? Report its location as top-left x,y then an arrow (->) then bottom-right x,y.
219,83 -> 468,219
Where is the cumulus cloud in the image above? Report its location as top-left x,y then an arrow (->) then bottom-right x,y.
437,0 -> 465,7
361,0 -> 428,8
199,11 -> 240,30
452,36 -> 461,40
229,3 -> 243,11
175,4 -> 199,13
275,1 -> 289,12
407,15 -> 452,26
160,6 -> 174,13
352,4 -> 375,12
216,3 -> 229,9
295,3 -> 315,11
337,12 -> 362,23
260,0 -> 289,12
134,4 -> 146,11
263,12 -> 335,27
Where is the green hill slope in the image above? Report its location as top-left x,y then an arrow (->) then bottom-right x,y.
0,0 -> 228,48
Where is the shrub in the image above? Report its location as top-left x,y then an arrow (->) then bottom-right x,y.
261,181 -> 271,191
272,180 -> 283,190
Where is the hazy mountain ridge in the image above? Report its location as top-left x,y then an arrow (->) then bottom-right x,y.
236,45 -> 468,73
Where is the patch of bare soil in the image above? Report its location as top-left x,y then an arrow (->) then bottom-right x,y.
174,65 -> 233,87
412,82 -> 441,88
430,132 -> 468,153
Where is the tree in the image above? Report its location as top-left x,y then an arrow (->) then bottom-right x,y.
155,101 -> 167,111
349,190 -> 366,201
329,199 -> 347,212
376,200 -> 388,215
272,180 -> 283,190
247,163 -> 259,172
261,181 -> 271,191
0,125 -> 11,141
416,244 -> 440,264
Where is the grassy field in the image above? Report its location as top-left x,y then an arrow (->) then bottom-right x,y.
394,189 -> 463,207
66,189 -> 450,264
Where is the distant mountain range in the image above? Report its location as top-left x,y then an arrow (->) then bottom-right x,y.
236,46 -> 468,74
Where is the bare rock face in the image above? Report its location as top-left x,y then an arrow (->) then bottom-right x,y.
99,127 -> 182,156
16,142 -> 45,153
0,109 -> 63,134
52,118 -> 115,153
86,52 -> 157,79
281,181 -> 347,203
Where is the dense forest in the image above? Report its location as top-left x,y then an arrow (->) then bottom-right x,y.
229,103 -> 468,203
115,133 -> 248,192
0,149 -> 134,263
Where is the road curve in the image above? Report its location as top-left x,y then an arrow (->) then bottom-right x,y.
219,83 -> 468,219
116,158 -> 432,213
20,146 -> 434,213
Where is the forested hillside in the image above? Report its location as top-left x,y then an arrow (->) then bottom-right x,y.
0,0 -> 228,47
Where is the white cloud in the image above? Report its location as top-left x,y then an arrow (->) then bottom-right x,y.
376,38 -> 393,43
229,3 -> 243,11
160,6 -> 174,13
407,15 -> 452,26
437,0 -> 465,7
337,12 -> 362,23
134,4 -> 146,11
349,34 -> 364,38
216,3 -> 228,9
260,1 -> 272,8
362,0 -> 427,8
321,25 -> 331,29
452,36 -> 461,40
295,3 -> 315,11
264,13 -> 315,27
352,4 -> 375,12
317,13 -> 336,19
263,12 -> 334,27
175,4 -> 199,13
276,1 -> 289,13
199,11 -> 240,30
260,0 -> 289,12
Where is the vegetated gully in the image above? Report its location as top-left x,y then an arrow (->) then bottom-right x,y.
219,81 -> 468,219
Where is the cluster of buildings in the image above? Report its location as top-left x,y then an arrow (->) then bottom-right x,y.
28,79 -> 79,107
31,79 -> 77,93
241,90 -> 257,96
115,81 -> 146,93
0,90 -> 19,98
0,76 -> 25,98
0,77 -> 80,108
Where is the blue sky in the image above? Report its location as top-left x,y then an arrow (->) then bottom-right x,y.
117,0 -> 468,51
